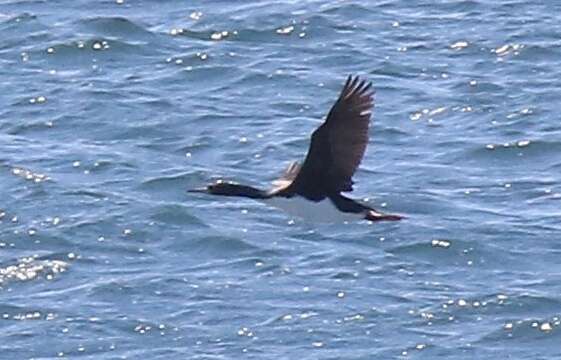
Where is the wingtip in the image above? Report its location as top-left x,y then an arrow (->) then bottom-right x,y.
342,75 -> 374,100
344,74 -> 353,88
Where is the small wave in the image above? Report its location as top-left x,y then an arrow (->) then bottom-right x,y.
173,21 -> 312,44
185,235 -> 259,258
33,37 -> 161,68
150,204 -> 207,227
6,119 -> 58,137
469,140 -> 561,164
176,141 -> 213,156
489,293 -> 561,317
9,165 -> 50,183
0,12 -> 41,29
0,303 -> 57,322
61,189 -> 110,199
514,43 -> 561,63
320,2 -> 372,16
0,256 -> 69,286
172,28 -> 234,42
141,172 -> 191,190
480,316 -> 561,344
79,16 -> 155,40
386,239 -> 467,265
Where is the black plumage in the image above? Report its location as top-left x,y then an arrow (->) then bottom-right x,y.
189,75 -> 402,222
275,75 -> 373,200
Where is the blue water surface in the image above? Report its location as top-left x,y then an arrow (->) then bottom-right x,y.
1,0 -> 561,359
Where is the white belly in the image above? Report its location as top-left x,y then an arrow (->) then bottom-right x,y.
263,196 -> 363,223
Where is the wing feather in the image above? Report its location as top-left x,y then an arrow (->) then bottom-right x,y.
326,76 -> 373,191
278,75 -> 374,198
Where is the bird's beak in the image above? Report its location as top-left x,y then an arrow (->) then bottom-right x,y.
187,187 -> 208,194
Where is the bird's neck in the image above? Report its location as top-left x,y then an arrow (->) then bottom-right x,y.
219,184 -> 269,199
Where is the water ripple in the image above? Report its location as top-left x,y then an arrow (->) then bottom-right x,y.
2,0 -> 561,358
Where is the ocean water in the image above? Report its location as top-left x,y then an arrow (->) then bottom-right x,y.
1,0 -> 561,358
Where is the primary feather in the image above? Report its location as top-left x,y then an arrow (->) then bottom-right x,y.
277,75 -> 374,199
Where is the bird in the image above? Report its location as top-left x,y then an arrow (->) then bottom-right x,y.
188,75 -> 403,223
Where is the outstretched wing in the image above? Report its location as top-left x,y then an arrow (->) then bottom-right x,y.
325,75 -> 373,190
288,75 -> 374,198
